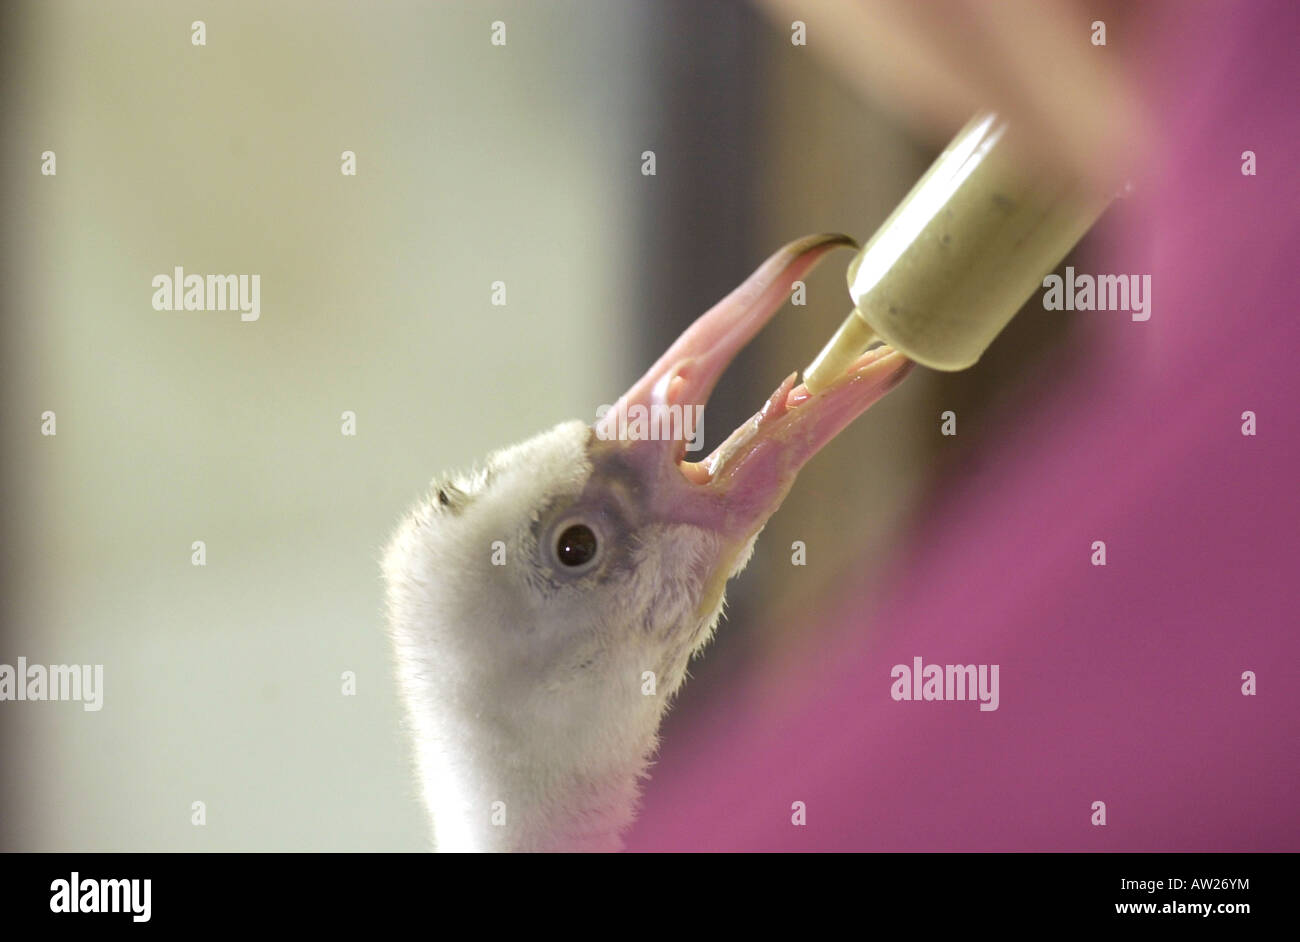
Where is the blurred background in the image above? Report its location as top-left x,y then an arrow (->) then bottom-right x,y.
2,0 -> 1295,851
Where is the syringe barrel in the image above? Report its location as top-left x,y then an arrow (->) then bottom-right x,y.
841,112 -> 1111,371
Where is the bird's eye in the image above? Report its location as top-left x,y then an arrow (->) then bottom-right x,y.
555,524 -> 598,568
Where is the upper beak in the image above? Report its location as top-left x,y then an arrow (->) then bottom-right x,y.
593,234 -> 914,541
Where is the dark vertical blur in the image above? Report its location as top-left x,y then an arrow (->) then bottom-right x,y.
634,0 -> 762,402
0,0 -> 24,851
632,0 -> 765,709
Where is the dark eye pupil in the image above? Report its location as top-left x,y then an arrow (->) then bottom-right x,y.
556,524 -> 598,567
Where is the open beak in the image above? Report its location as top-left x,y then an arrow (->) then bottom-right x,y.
593,233 -> 914,543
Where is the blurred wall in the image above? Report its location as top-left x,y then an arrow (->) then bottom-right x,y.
1,0 -> 646,851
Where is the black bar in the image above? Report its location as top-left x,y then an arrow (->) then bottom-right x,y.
0,852 -> 1286,928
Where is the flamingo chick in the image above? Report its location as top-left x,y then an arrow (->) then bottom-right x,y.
383,234 -> 912,851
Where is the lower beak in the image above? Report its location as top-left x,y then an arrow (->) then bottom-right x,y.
594,234 -> 914,541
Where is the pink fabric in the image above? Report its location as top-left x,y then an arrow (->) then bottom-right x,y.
627,0 -> 1299,851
